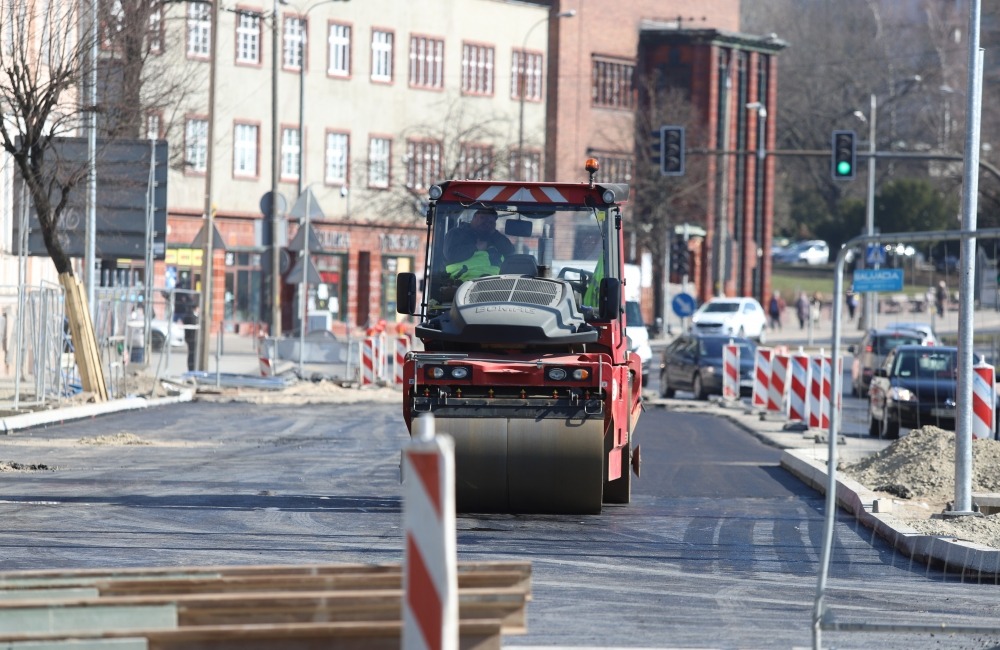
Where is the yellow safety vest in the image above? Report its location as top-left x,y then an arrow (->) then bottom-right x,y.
445,250 -> 501,280
583,256 -> 604,307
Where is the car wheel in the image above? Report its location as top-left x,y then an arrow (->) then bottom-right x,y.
692,372 -> 707,401
660,369 -> 675,398
641,373 -> 649,391
738,326 -> 746,338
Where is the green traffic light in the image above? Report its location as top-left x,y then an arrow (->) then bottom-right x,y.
837,161 -> 852,176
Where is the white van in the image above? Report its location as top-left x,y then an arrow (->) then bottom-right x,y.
625,299 -> 652,387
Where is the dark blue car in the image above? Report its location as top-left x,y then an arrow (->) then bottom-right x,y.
659,333 -> 755,400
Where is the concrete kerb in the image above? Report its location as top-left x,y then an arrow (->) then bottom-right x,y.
0,391 -> 195,434
653,396 -> 1000,578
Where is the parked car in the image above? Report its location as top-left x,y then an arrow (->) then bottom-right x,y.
867,345 -> 988,439
883,321 -> 940,346
849,328 -> 926,398
659,333 -> 756,400
773,240 -> 829,266
690,297 -> 768,342
128,317 -> 186,352
624,300 -> 652,387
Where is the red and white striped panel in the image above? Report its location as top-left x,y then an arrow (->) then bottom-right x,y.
788,354 -> 810,424
722,344 -> 740,401
752,348 -> 772,409
403,414 -> 458,650
472,185 -> 569,204
360,338 -> 376,385
768,354 -> 790,415
973,364 -> 996,440
395,336 -> 412,386
820,356 -> 832,430
808,356 -> 826,429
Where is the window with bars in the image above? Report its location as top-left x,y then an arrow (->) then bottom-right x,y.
185,118 -> 208,172
235,11 -> 260,64
371,29 -> 393,82
233,123 -> 259,177
511,49 -> 542,100
593,153 -> 633,183
186,3 -> 210,58
509,151 -> 540,182
459,143 -> 493,179
592,58 -> 635,109
461,42 -> 494,95
327,22 -> 350,77
325,132 -> 349,185
369,137 -> 391,188
281,127 -> 301,180
283,16 -> 304,69
409,35 -> 443,89
147,4 -> 162,53
405,140 -> 442,190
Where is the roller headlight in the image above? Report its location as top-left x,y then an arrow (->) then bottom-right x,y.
428,185 -> 443,199
572,368 -> 589,380
427,367 -> 445,379
548,368 -> 568,381
450,367 -> 469,379
602,189 -> 616,203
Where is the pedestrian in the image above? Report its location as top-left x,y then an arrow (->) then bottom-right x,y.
795,292 -> 810,329
768,291 -> 785,330
935,280 -> 947,318
182,302 -> 199,372
846,290 -> 858,320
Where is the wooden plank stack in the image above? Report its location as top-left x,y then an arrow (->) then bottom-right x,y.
0,560 -> 531,649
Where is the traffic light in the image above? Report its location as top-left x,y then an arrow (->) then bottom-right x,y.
831,130 -> 856,180
671,237 -> 690,276
660,126 -> 685,176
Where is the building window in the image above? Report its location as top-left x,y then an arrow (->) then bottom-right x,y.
592,57 -> 635,109
147,4 -> 162,53
233,123 -> 259,177
459,143 -> 493,179
186,2 -> 210,59
185,118 -> 208,172
592,152 -> 633,183
281,127 -> 301,180
511,49 -> 542,100
369,137 -> 391,188
235,11 -> 260,65
283,15 -> 304,70
509,150 -> 540,182
146,112 -> 161,140
325,132 -> 349,185
405,140 -> 442,191
461,42 -> 494,95
409,35 -> 443,89
371,29 -> 393,82
327,22 -> 350,77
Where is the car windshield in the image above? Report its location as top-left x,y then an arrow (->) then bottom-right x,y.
893,349 -> 956,378
875,333 -> 923,354
625,302 -> 643,327
701,303 -> 739,314
700,339 -> 753,357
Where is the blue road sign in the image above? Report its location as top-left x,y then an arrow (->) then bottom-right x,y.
853,268 -> 904,292
865,244 -> 886,266
672,292 -> 697,317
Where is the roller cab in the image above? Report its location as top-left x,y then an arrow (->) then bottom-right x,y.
397,166 -> 642,514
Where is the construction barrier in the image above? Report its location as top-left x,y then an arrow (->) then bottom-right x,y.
768,354 -> 789,416
788,354 -> 810,425
395,335 -> 412,386
360,338 -> 377,385
973,363 -> 996,440
403,414 -> 458,650
722,343 -> 740,401
808,356 -> 827,430
751,348 -> 772,410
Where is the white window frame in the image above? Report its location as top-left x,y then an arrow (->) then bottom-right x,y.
511,49 -> 543,101
235,11 -> 261,64
510,150 -> 540,182
459,143 -> 493,179
405,140 -> 442,191
186,3 -> 211,58
327,22 -> 350,77
461,42 -> 494,95
283,16 -> 304,70
281,127 -> 301,180
369,137 -> 391,188
185,118 -> 208,172
233,123 -> 259,177
409,35 -> 443,89
325,132 -> 349,185
371,29 -> 393,82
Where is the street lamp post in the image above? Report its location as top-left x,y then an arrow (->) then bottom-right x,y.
197,0 -> 221,370
268,0 -> 287,339
746,101 -> 767,301
516,9 -> 574,181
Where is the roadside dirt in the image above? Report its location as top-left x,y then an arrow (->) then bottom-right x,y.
839,426 -> 1000,548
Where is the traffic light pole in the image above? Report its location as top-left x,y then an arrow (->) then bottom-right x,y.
862,93 -> 877,332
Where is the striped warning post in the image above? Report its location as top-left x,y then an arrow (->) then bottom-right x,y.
768,354 -> 789,416
258,338 -> 275,377
752,348 -> 772,410
403,414 -> 458,650
360,338 -> 376,385
395,335 -> 412,386
722,343 -> 740,401
808,356 -> 826,429
820,356 -> 832,430
973,364 -> 996,440
788,354 -> 810,424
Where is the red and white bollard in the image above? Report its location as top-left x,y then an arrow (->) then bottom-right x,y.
403,414 -> 458,650
808,356 -> 828,429
360,338 -> 377,385
752,348 -> 773,410
769,354 -> 790,416
722,343 -> 740,401
395,335 -> 411,386
788,353 -> 811,425
972,363 -> 996,440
